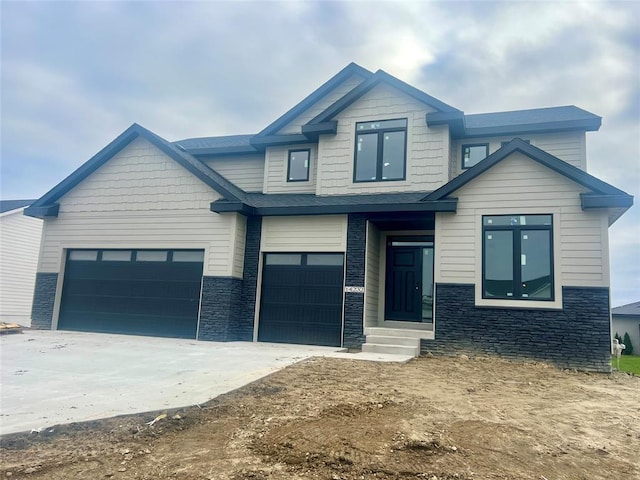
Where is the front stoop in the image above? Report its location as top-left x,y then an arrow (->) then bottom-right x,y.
362,327 -> 434,357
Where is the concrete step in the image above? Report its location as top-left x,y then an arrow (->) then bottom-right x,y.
364,327 -> 434,339
362,343 -> 420,356
366,335 -> 420,347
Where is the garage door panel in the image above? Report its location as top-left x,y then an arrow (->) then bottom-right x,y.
258,253 -> 344,347
59,249 -> 203,339
60,312 -> 197,339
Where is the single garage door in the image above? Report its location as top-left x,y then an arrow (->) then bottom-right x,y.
58,249 -> 204,338
258,253 -> 344,347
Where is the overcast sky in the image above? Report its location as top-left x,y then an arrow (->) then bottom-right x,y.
1,1 -> 638,306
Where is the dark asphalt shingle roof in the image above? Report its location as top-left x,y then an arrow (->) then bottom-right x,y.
0,199 -> 36,213
464,106 -> 599,129
174,134 -> 254,150
612,301 -> 640,316
244,192 -> 429,208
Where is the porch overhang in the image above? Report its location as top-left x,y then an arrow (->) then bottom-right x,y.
210,196 -> 457,217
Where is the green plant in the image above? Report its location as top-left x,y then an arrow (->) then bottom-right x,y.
611,355 -> 640,374
622,332 -> 634,356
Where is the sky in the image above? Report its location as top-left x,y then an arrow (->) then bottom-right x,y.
1,1 -> 638,306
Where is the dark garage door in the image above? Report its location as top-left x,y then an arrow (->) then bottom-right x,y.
58,249 -> 204,339
258,253 -> 344,347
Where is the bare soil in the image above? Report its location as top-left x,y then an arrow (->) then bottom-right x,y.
1,355 -> 639,480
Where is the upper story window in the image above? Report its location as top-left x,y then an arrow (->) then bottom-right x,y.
483,214 -> 554,301
354,118 -> 407,182
462,143 -> 489,169
287,149 -> 310,182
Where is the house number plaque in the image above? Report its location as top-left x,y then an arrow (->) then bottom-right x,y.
344,286 -> 365,293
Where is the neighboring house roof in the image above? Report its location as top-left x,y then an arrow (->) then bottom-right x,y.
211,192 -> 457,216
0,199 -> 36,215
424,138 -> 633,221
426,105 -> 601,138
25,124 -> 247,218
174,134 -> 256,156
612,301 -> 640,317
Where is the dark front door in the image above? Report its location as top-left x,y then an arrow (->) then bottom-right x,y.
258,253 -> 344,347
385,238 -> 434,322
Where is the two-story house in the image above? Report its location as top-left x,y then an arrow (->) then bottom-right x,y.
25,63 -> 633,371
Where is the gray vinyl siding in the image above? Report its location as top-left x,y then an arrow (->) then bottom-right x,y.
451,131 -> 587,178
203,154 -> 265,192
260,215 -> 347,252
0,209 -> 43,324
38,137 -> 242,278
364,221 -> 380,328
435,152 -> 609,308
264,144 -> 317,194
276,74 -> 367,135
316,83 -> 448,195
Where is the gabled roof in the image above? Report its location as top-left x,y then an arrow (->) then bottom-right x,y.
427,106 -> 601,139
302,69 -> 461,136
252,62 -> 372,141
174,134 -> 256,156
25,124 -> 247,218
612,301 -> 640,316
1,199 -> 36,215
424,138 -> 633,214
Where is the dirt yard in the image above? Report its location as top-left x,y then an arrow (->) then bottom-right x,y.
1,355 -> 638,480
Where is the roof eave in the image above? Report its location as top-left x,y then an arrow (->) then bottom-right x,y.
184,145 -> 258,157
301,121 -> 338,139
23,203 -> 60,219
306,69 -> 461,126
254,63 -> 373,138
254,199 -> 457,216
459,118 -> 602,139
249,134 -> 313,149
210,201 -> 255,216
581,193 -> 634,209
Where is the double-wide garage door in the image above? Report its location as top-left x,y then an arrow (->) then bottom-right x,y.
59,249 -> 204,339
258,253 -> 344,347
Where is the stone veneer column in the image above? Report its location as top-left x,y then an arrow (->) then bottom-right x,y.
238,216 -> 262,341
343,214 -> 366,348
31,272 -> 58,329
197,215 -> 261,342
197,277 -> 242,341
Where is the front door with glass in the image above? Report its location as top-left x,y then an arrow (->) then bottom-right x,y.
384,237 -> 434,323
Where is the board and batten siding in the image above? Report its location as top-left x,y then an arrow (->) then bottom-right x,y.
276,74 -> 367,135
260,215 -> 347,252
204,154 -> 265,192
38,137 -> 244,278
316,83 -> 449,196
435,151 -> 609,309
364,221 -> 380,328
0,208 -> 43,325
451,131 -> 587,179
263,144 -> 317,194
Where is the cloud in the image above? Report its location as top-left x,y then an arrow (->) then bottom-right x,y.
1,0 -> 638,304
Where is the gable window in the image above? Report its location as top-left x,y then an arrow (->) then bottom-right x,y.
287,149 -> 310,182
462,143 -> 489,169
483,214 -> 554,301
354,118 -> 407,182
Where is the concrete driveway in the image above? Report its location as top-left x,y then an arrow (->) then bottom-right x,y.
1,330 -> 349,435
